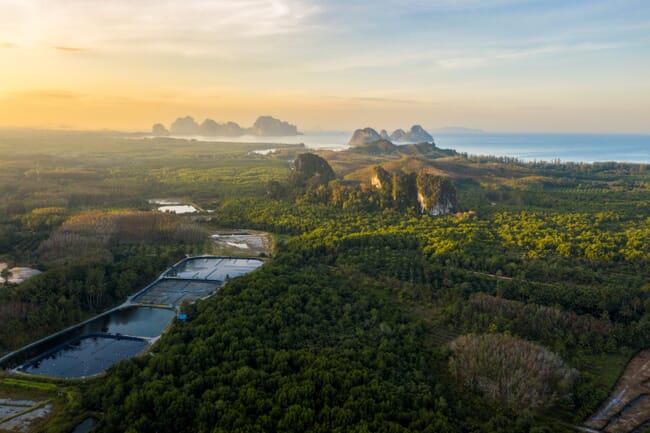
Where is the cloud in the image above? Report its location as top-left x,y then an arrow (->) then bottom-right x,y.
434,42 -> 618,70
309,40 -> 617,73
51,45 -> 86,52
14,89 -> 84,100
0,0 -> 319,55
348,96 -> 417,104
0,42 -> 15,48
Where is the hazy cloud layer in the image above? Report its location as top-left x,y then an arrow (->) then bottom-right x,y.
0,0 -> 649,132
50,45 -> 86,52
0,0 -> 319,54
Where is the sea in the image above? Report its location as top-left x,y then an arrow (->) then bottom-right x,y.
172,132 -> 650,164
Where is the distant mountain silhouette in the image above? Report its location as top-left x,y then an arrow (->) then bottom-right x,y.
153,115 -> 301,137
348,125 -> 434,146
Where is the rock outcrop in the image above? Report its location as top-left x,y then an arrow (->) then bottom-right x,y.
249,116 -> 300,136
416,172 -> 458,216
152,123 -> 170,136
292,153 -> 336,187
349,125 -> 435,146
156,115 -> 300,137
370,166 -> 457,216
403,125 -> 433,142
199,119 -> 245,136
371,166 -> 392,190
199,119 -> 221,136
391,125 -> 433,143
348,128 -> 383,146
170,116 -> 200,135
390,129 -> 407,142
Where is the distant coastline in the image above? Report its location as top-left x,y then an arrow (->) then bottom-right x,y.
159,130 -> 650,164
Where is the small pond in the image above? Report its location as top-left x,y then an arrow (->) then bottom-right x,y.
72,418 -> 97,433
71,417 -> 97,433
157,205 -> 197,214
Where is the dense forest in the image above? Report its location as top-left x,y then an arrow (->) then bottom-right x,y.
0,130 -> 649,432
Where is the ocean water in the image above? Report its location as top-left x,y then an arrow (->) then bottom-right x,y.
172,132 -> 650,163
433,133 -> 650,164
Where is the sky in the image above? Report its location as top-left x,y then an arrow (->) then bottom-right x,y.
0,0 -> 649,133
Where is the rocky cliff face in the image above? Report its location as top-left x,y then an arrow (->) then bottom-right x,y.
170,116 -> 200,135
371,166 -> 392,190
391,125 -> 433,143
152,123 -> 170,136
404,125 -> 433,143
416,172 -> 457,216
157,115 -> 299,137
199,119 -> 245,136
370,166 -> 457,216
348,128 -> 383,146
349,125 -> 435,146
390,129 -> 407,142
292,153 -> 336,187
250,116 -> 300,136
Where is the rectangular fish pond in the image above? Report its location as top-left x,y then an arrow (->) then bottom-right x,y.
164,257 -> 264,281
132,257 -> 264,306
18,334 -> 149,378
2,306 -> 175,378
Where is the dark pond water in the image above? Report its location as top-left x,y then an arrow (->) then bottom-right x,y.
71,417 -> 97,433
19,335 -> 148,378
1,307 -> 174,371
79,306 -> 175,338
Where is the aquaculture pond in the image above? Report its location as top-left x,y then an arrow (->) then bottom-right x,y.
82,306 -> 175,338
19,335 -> 148,378
2,307 -> 175,377
166,257 -> 264,281
2,255 -> 265,379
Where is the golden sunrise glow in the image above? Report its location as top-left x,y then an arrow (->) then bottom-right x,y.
1,0 -> 649,132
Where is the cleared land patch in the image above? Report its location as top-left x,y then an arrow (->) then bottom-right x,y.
210,230 -> 272,257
